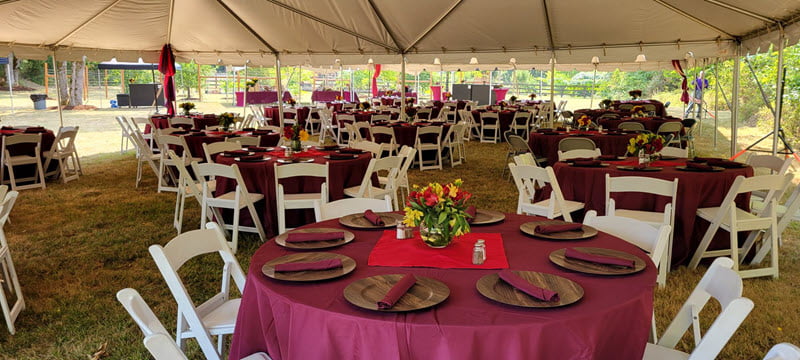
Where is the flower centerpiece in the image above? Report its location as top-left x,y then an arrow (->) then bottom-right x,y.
218,112 -> 239,131
359,101 -> 371,111
509,95 -> 518,103
577,114 -> 592,130
179,102 -> 195,116
385,90 -> 394,96
404,106 -> 416,122
629,89 -> 642,100
246,78 -> 259,90
403,179 -> 472,248
599,99 -> 613,109
285,98 -> 297,107
627,133 -> 664,163
498,101 -> 508,109
283,122 -> 309,151
405,97 -> 415,105
335,95 -> 343,101
630,105 -> 646,118
529,93 -> 537,100
442,91 -> 452,100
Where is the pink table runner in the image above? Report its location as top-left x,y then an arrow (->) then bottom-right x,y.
368,231 -> 509,269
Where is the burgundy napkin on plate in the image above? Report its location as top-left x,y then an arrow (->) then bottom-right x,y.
328,154 -> 356,160
572,160 -> 602,167
465,206 -> 477,223
241,127 -> 256,132
223,150 -> 249,156
377,274 -> 417,309
236,155 -> 264,162
706,159 -> 743,168
498,270 -> 559,302
252,130 -> 272,136
567,157 -> 594,162
285,231 -> 345,243
248,146 -> 268,152
564,248 -> 635,268
556,127 -> 567,131
364,210 -> 384,225
598,155 -> 619,161
534,223 -> 584,234
339,148 -> 363,154
273,258 -> 343,272
686,162 -> 713,171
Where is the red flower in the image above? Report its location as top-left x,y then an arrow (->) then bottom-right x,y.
422,188 -> 438,206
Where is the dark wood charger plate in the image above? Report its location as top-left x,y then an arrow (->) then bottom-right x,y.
222,151 -> 254,157
569,163 -> 609,168
520,220 -> 598,240
616,166 -> 662,172
324,154 -> 358,160
276,157 -> 315,164
549,247 -> 647,275
343,274 -> 450,312
235,156 -> 271,162
262,252 -> 356,281
339,212 -> 403,229
476,271 -> 584,308
675,165 -> 724,172
274,227 -> 355,249
470,209 -> 506,226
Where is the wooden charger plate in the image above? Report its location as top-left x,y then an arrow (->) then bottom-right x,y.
520,220 -> 598,240
476,271 -> 584,308
262,252 -> 356,282
274,227 -> 355,250
339,212 -> 403,229
343,274 -> 450,312
276,157 -> 315,164
470,209 -> 506,226
549,247 -> 647,275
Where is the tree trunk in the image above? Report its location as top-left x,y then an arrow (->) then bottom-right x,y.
11,56 -> 20,86
56,61 -> 69,106
68,60 -> 85,106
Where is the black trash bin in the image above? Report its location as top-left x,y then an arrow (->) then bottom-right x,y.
116,94 -> 130,107
30,94 -> 47,110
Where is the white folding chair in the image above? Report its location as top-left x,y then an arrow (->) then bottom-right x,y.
192,163 -> 266,253
337,114 -> 356,144
606,174 -> 678,284
131,117 -> 157,152
656,122 -> 684,148
513,153 -> 540,167
510,111 -> 532,141
643,258 -> 754,360
508,163 -> 584,222
618,121 -> 645,131
169,117 -> 194,129
314,195 -> 392,221
116,116 -> 133,154
42,126 -> 81,183
764,343 -> 800,360
230,135 -> 260,147
156,135 -> 202,193
129,130 -> 161,188
479,112 -> 500,143
746,155 -> 794,201
458,109 -> 480,141
1,134 -> 46,191
202,142 -> 241,164
148,223 -> 246,360
0,190 -> 23,335
343,156 -> 402,210
274,162 -> 328,234
415,108 -> 432,121
369,126 -> 399,155
169,154 -> 218,234
744,175 -> 800,265
558,137 -> 597,152
557,148 -> 602,161
415,125 -> 443,171
385,146 -> 416,201
351,140 -> 385,158
688,174 -> 790,278
659,147 -> 688,158
443,123 -> 466,167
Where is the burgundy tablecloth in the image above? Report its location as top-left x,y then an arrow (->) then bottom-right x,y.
0,128 -> 57,179
573,109 -> 627,121
611,100 -> 667,117
263,107 -> 309,126
471,109 -> 523,135
235,91 -> 293,106
215,150 -> 372,237
312,91 -> 359,103
228,213 -> 656,360
597,116 -> 682,132
369,122 -> 451,147
333,111 -> 400,126
180,131 -> 280,159
528,131 -> 638,165
552,160 -> 753,265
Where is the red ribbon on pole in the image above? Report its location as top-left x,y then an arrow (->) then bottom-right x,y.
672,60 -> 690,105
371,64 -> 382,97
158,44 -> 177,116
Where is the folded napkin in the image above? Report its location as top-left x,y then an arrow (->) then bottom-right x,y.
564,248 -> 635,268
556,127 -> 567,131
274,258 -> 343,272
339,148 -> 363,154
328,154 -> 356,160
171,130 -> 189,135
236,155 -> 264,162
597,155 -> 619,161
252,130 -> 272,136
23,127 -> 46,133
686,162 -> 713,171
223,150 -> 249,156
706,159 -> 743,168
542,132 -> 561,135
321,144 -> 340,150
285,231 -> 345,243
568,157 -> 594,162
377,274 -> 417,309
241,127 -> 256,132
498,270 -> 559,302
572,160 -> 602,167
465,206 -> 477,224
364,210 -> 384,225
534,223 -> 583,234
248,146 -> 268,152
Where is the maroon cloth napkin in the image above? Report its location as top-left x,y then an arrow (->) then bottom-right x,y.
223,150 -> 249,156
339,148 -> 363,154
252,130 -> 272,135
23,127 -> 46,133
572,160 -> 602,167
236,155 -> 264,162
567,157 -> 594,162
498,270 -> 559,302
465,206 -> 477,223
534,223 -> 584,234
564,248 -> 635,268
171,130 -> 190,135
328,154 -> 356,160
692,157 -> 718,163
241,127 -> 256,132
322,144 -> 340,150
598,155 -> 619,160
364,210 -> 385,225
285,231 -> 345,243
686,162 -> 713,171
706,159 -> 743,168
1,126 -> 15,131
556,127 -> 567,131
248,146 -> 268,152
377,274 -> 417,309
273,258 -> 343,272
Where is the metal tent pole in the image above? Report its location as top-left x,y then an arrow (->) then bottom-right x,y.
243,61 -> 248,118
772,30 -> 786,156
400,56 -> 406,113
714,66 -> 719,148
549,56 -> 556,126
51,51 -> 64,127
590,65 -> 597,108
6,55 -> 13,114
731,44 -> 741,158
276,55 -> 285,128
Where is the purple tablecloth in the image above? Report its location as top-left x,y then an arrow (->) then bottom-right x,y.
263,107 -> 310,126
235,91 -> 293,106
312,91 -> 359,103
597,117 -> 682,132
229,213 -> 656,359
611,100 -> 667,117
528,131 -> 638,165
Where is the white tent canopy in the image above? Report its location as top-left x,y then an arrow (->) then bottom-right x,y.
0,0 -> 798,68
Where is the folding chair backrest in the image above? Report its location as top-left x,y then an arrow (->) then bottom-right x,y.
170,117 -> 194,127
314,195 -> 392,221
558,148 -> 601,161
351,140 -> 383,157
558,137 -> 596,151
193,162 -> 242,185
4,133 -> 40,147
508,163 -> 558,207
417,125 -> 442,144
618,122 -> 645,131
656,121 -> 683,135
507,134 -> 531,153
747,155 -> 793,176
764,343 -> 800,360
371,114 -> 390,122
480,112 -> 499,121
169,153 -> 204,202
370,126 -> 396,143
156,134 -> 190,159
606,175 -> 678,224
203,142 -> 241,163
583,211 -> 671,266
657,257 -> 753,359
274,162 -> 328,182
513,153 -> 539,167
230,135 -> 260,147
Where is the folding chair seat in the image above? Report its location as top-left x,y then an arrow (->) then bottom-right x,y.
1,134 -> 46,191
508,163 -> 584,222
274,162 -> 328,234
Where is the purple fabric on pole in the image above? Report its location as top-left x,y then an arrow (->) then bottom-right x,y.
158,44 -> 177,116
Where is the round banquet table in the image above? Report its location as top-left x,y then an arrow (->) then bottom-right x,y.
471,109 -> 524,135
334,111 -> 399,126
611,100 -> 668,117
573,109 -> 628,121
228,213 -> 657,360
0,127 -> 57,179
179,131 -> 281,159
369,122 -> 451,147
215,149 -> 373,238
264,107 -> 309,127
597,116 -> 682,132
528,130 -> 638,165
552,158 -> 753,265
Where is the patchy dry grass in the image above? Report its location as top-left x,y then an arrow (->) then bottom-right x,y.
0,129 -> 795,359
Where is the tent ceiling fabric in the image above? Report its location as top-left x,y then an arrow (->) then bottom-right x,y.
0,0 -> 798,68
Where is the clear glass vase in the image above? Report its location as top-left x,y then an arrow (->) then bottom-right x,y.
420,223 -> 454,248
290,139 -> 303,152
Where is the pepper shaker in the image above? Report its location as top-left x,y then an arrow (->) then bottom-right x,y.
472,239 -> 486,265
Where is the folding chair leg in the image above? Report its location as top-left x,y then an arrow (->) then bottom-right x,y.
6,166 -> 16,191
230,207 -> 240,254
246,202 -> 266,242
688,222 -> 722,269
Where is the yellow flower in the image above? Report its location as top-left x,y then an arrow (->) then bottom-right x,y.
447,184 -> 458,198
299,130 -> 310,141
403,207 -> 423,226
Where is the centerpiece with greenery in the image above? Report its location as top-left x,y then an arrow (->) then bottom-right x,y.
577,114 -> 592,130
179,102 -> 195,116
630,105 -> 646,118
283,122 -> 309,152
509,95 -> 518,103
246,79 -> 258,90
627,133 -> 665,162
599,99 -> 613,109
629,89 -> 642,99
403,179 -> 472,248
529,93 -> 537,100
359,101 -> 371,111
218,112 -> 239,131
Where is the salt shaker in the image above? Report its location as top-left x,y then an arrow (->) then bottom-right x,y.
396,223 -> 409,239
284,146 -> 292,157
472,239 -> 486,265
